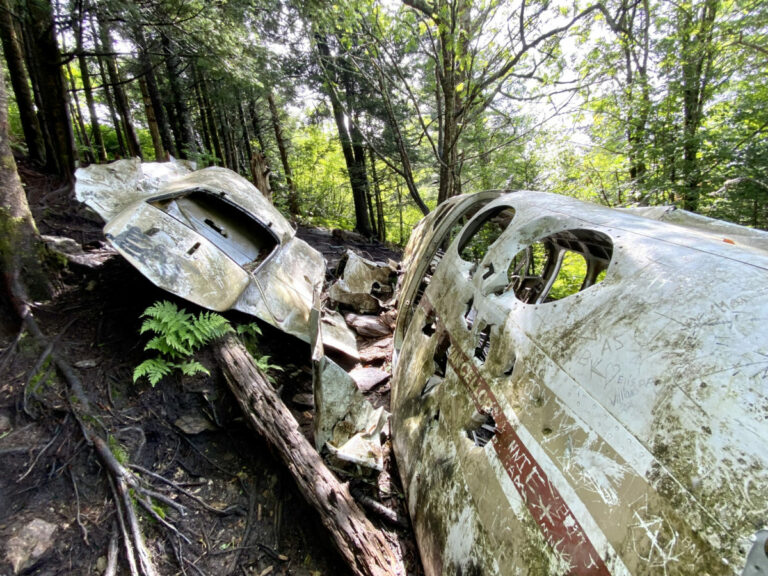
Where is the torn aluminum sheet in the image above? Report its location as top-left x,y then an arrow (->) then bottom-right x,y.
75,160 -> 356,355
391,190 -> 768,575
311,307 -> 388,472
329,250 -> 397,313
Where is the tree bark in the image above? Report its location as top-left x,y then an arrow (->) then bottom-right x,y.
679,0 -> 718,212
162,33 -> 196,158
250,151 -> 272,202
22,0 -> 76,181
0,0 -> 45,165
199,74 -> 223,165
314,36 -> 372,235
213,335 -> 405,576
369,147 -> 386,242
0,72 -> 52,309
74,11 -> 107,162
139,78 -> 165,161
97,11 -> 142,159
248,99 -> 269,153
267,91 -> 301,216
134,25 -> 175,158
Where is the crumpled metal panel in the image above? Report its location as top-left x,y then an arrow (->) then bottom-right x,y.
105,199 -> 250,310
75,158 -> 195,221
329,250 -> 397,313
75,160 -> 355,352
391,190 -> 768,575
311,308 -> 388,471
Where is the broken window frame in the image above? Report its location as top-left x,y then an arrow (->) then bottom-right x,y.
504,229 -> 613,305
147,187 -> 281,274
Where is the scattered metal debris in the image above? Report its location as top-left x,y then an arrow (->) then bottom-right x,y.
311,308 -> 389,472
329,250 -> 398,314
391,190 -> 768,575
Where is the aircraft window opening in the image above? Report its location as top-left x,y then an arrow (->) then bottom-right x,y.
458,206 -> 516,265
464,298 -> 476,330
504,229 -> 612,304
474,324 -> 493,363
150,190 -> 279,268
465,411 -> 497,447
432,329 -> 451,378
404,199 -> 496,333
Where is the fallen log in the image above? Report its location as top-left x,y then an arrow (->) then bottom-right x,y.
213,335 -> 405,576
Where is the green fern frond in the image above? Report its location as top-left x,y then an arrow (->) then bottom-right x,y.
134,301 -> 236,386
133,358 -> 174,386
175,360 -> 210,377
236,322 -> 262,337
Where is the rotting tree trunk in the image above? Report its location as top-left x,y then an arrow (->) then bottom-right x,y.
0,72 -> 52,307
267,91 -> 300,216
0,0 -> 45,165
250,151 -> 272,202
214,335 -> 405,576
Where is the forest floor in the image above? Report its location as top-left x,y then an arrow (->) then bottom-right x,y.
0,162 -> 420,576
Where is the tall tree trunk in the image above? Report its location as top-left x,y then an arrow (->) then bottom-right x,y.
267,92 -> 301,216
0,72 -> 52,306
162,34 -> 196,158
0,0 -> 45,165
314,36 -> 372,233
134,25 -> 175,158
88,13 -> 124,158
238,100 -> 253,165
75,26 -> 106,161
199,75 -> 223,165
192,77 -> 212,161
369,147 -> 386,242
679,0 -> 718,212
248,99 -> 268,153
23,0 -> 76,181
74,0 -> 106,162
219,108 -> 233,170
372,59 -> 428,215
97,11 -> 142,159
139,78 -> 165,161
64,55 -> 95,164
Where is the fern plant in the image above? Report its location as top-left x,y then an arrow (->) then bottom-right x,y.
133,301 -> 233,386
236,322 -> 284,383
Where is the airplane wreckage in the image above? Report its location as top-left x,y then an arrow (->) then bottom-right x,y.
75,160 -> 768,576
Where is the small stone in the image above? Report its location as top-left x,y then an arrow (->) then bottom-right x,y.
74,359 -> 98,369
95,556 -> 107,572
0,413 -> 11,433
291,393 -> 314,408
174,414 -> 217,435
5,518 -> 57,574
